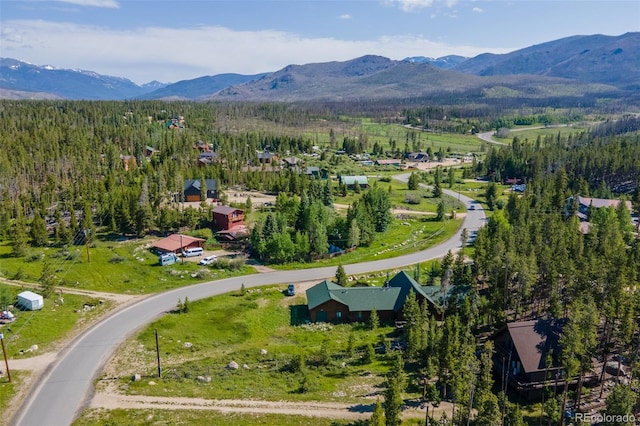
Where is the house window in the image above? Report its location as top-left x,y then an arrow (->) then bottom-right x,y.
357,311 -> 362,319
336,311 -> 342,319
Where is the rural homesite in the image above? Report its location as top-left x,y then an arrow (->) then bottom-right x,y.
1,33 -> 640,426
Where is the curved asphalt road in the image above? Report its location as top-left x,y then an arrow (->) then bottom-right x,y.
13,181 -> 486,426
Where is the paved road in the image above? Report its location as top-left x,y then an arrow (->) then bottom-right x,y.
477,130 -> 508,145
13,185 -> 486,426
477,125 -> 570,146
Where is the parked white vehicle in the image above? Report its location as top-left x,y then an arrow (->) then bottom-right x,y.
199,255 -> 217,265
182,247 -> 204,257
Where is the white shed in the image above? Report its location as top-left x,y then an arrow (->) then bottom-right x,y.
17,291 -> 44,311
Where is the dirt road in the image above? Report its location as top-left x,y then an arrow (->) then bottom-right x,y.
89,391 -> 456,422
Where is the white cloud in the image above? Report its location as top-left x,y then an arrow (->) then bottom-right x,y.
56,0 -> 120,8
472,7 -> 483,13
339,14 -> 352,20
388,0 -> 435,12
0,19 -> 509,84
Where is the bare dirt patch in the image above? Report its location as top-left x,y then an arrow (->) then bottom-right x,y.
88,391 -> 455,421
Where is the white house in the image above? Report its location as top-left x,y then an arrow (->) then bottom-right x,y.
17,291 -> 44,311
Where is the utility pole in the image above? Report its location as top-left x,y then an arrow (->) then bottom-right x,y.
84,229 -> 91,263
180,234 -> 184,264
155,329 -> 161,378
0,333 -> 11,382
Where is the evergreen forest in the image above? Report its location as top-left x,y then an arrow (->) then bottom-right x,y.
0,99 -> 639,425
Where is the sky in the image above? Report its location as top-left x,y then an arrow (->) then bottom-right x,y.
1,0 -> 638,85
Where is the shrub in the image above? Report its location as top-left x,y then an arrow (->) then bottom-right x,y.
212,257 -> 245,271
405,193 -> 421,205
109,255 -> 125,264
25,252 -> 45,263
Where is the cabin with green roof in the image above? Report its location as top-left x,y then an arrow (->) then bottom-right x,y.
305,271 -> 470,323
339,175 -> 369,190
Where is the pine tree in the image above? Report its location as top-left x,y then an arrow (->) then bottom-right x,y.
11,204 -> 28,257
348,219 -> 360,248
448,167 -> 456,188
408,172 -> 420,190
433,167 -> 442,198
436,200 -> 446,221
403,290 -> 423,360
370,398 -> 385,426
30,209 -> 48,247
384,354 -> 406,426
369,308 -> 380,330
335,264 -> 347,286
322,180 -> 333,207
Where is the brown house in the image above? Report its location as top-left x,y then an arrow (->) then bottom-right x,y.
212,206 -> 245,231
305,271 -> 469,324
150,234 -> 205,254
257,152 -> 277,164
306,280 -> 401,323
492,319 -> 566,400
184,179 -> 217,202
120,154 -> 137,171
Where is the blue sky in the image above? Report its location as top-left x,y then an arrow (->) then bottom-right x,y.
1,0 -> 638,84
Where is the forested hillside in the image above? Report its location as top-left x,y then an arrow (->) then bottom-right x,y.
0,100 -> 444,255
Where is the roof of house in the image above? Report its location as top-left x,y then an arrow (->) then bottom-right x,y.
387,271 -> 469,310
501,319 -> 564,374
340,175 -> 369,185
306,280 -> 401,311
387,271 -> 430,311
283,157 -> 301,165
151,234 -> 205,252
213,205 -> 244,215
375,159 -> 402,165
184,179 -> 217,191
577,196 -> 632,211
406,152 -> 429,161
306,271 -> 471,315
216,225 -> 249,239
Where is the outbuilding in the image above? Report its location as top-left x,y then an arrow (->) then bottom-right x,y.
17,291 -> 44,311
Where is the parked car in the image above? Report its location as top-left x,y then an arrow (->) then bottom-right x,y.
159,253 -> 179,266
199,255 -> 217,265
183,247 -> 204,257
286,284 -> 296,296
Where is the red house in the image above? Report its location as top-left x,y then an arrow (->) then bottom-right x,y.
212,206 -> 245,231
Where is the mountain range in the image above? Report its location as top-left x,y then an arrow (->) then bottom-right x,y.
0,32 -> 638,102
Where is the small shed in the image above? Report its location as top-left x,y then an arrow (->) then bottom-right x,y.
17,291 -> 44,311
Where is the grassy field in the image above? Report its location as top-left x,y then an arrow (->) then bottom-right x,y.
294,117 -> 485,154
0,283 -> 114,358
0,289 -> 115,424
270,176 -> 466,271
0,370 -> 27,422
279,216 -> 462,271
491,124 -> 589,144
73,408 -> 427,426
100,286 -> 413,404
0,237 -> 255,295
73,409 -> 363,426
